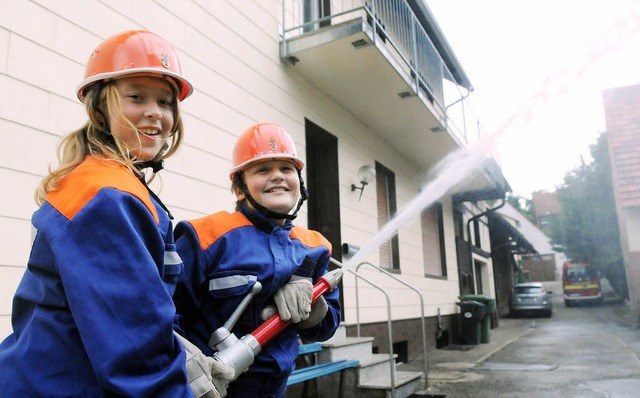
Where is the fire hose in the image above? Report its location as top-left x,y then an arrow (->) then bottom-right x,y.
209,268 -> 344,382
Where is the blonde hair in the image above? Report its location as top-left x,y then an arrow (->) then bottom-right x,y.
35,79 -> 184,205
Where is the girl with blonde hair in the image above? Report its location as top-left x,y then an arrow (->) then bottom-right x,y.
0,30 -> 231,397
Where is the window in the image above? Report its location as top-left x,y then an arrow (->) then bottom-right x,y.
473,218 -> 481,248
474,260 -> 484,294
422,203 -> 446,277
375,162 -> 399,270
514,286 -> 544,295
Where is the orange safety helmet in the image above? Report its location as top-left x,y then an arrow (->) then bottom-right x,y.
229,123 -> 304,181
76,30 -> 193,102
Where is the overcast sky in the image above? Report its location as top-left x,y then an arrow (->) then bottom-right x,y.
427,0 -> 640,198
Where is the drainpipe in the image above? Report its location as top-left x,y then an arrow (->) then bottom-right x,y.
465,194 -> 507,294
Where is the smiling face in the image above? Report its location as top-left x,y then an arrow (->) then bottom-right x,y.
108,76 -> 176,161
236,159 -> 301,220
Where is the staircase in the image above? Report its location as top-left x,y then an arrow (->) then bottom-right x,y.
316,325 -> 423,398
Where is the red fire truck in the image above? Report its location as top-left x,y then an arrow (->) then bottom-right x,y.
562,261 -> 602,307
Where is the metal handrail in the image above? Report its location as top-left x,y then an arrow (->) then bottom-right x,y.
330,258 -> 395,396
355,261 -> 428,383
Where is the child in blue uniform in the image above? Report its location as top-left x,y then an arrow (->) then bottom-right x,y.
0,30 -> 231,397
174,122 -> 341,398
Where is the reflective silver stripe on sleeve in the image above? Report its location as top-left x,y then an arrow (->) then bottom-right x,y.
209,275 -> 258,291
31,225 -> 38,247
164,250 -> 183,265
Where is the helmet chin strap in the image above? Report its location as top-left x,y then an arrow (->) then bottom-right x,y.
135,159 -> 165,173
236,171 -> 308,221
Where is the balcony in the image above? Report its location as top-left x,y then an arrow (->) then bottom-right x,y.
280,0 -> 485,171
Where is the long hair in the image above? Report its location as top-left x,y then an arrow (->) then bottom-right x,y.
35,79 -> 184,205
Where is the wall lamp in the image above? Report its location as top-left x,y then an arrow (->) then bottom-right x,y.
351,165 -> 376,201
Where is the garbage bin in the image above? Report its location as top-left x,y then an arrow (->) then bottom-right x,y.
459,295 -> 496,343
456,300 -> 486,345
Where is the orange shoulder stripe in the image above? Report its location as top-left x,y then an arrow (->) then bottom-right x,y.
47,156 -> 159,223
290,226 -> 332,251
186,211 -> 253,251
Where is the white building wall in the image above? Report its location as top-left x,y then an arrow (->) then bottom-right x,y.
625,208 -> 640,252
0,0 -> 465,339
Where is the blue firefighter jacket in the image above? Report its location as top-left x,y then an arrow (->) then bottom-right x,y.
0,156 -> 191,397
174,205 -> 341,388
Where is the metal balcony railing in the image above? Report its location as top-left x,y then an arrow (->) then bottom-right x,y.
280,0 -> 485,145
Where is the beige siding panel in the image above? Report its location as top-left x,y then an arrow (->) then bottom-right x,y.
0,74 -> 50,132
156,4 -> 314,132
180,116 -> 237,166
627,209 -> 640,251
169,145 -> 230,189
0,266 -> 27,315
2,0 -> 101,67
171,208 -> 214,225
183,89 -> 254,139
53,19 -> 99,65
7,35 -> 81,100
0,120 -> 57,176
0,0 -> 57,47
0,28 -> 8,74
0,170 -> 40,221
340,197 -> 379,229
49,95 -> 86,139
0,217 -> 32,267
0,316 -> 12,340
0,265 -> 26,339
155,172 -> 235,217
32,0 -> 134,39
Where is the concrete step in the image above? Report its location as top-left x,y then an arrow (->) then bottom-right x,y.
357,370 -> 424,398
312,325 -> 424,398
320,336 -> 374,362
357,353 -> 398,385
329,323 -> 348,339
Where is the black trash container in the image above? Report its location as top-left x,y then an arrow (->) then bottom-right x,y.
456,300 -> 486,345
459,294 -> 496,343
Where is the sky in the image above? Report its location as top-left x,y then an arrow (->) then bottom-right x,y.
426,0 -> 640,198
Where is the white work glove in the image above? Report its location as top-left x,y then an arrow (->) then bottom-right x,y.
261,279 -> 313,323
174,332 -> 235,398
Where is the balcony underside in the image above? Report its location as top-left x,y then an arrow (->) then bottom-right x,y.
281,18 -> 460,170
281,17 -> 509,196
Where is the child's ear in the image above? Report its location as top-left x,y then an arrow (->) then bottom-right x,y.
233,186 -> 245,201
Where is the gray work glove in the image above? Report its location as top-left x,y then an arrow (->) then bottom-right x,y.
174,332 -> 235,398
261,279 -> 313,323
297,296 -> 328,329
262,294 -> 328,330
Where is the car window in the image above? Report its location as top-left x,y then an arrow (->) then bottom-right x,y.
514,286 -> 543,294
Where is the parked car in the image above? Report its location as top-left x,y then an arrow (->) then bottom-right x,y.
509,282 -> 553,318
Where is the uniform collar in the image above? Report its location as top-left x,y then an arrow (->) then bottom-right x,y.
239,204 -> 293,233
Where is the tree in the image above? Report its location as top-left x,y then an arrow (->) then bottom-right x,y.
507,193 -> 535,223
548,132 -> 627,297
